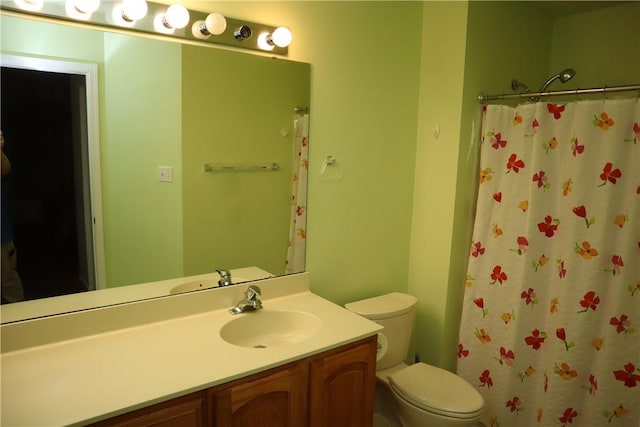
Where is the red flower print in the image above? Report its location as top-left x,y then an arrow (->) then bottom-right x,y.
604,255 -> 624,276
630,122 -> 640,143
599,162 -> 622,186
557,258 -> 567,279
578,290 -> 600,313
490,265 -> 508,285
506,396 -> 522,413
537,215 -> 559,237
497,346 -> 515,366
478,369 -> 493,388
572,205 -> 594,228
571,136 -> 584,157
521,288 -> 537,306
506,153 -> 525,173
527,118 -> 540,136
582,374 -> 597,395
547,103 -> 565,119
473,298 -> 488,318
609,314 -> 633,335
457,343 -> 469,359
532,170 -> 549,189
493,192 -> 502,202
525,329 -> 547,350
490,132 -> 507,149
556,328 -> 574,351
471,241 -> 485,257
559,407 -> 578,425
613,363 -> 640,387
510,236 -> 528,255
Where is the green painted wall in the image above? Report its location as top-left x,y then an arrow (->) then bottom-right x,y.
102,34 -> 183,286
409,1 -> 470,368
549,2 -> 640,88
181,45 -> 310,276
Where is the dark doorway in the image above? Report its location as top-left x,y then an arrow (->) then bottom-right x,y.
1,66 -> 92,301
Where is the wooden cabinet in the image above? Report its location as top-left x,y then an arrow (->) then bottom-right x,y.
94,336 -> 376,427
209,361 -> 306,427
308,337 -> 377,427
91,391 -> 208,427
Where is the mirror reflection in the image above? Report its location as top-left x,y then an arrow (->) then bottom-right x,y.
0,14 -> 310,317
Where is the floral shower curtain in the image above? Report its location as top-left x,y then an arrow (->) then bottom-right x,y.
285,113 -> 309,274
457,98 -> 639,427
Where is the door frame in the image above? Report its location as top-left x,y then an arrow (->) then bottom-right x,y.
1,54 -> 106,289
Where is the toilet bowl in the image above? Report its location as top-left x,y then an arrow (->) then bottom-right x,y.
345,293 -> 484,427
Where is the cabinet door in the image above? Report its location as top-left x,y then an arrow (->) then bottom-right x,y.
210,362 -> 306,427
308,336 -> 377,427
90,391 -> 207,427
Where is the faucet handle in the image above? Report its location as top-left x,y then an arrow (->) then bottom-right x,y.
246,285 -> 261,300
216,269 -> 232,287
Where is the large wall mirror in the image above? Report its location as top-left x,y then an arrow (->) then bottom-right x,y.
0,12 -> 310,322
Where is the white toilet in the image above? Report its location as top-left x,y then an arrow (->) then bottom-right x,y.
345,292 -> 484,427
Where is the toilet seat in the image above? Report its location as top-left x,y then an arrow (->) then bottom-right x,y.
389,363 -> 483,419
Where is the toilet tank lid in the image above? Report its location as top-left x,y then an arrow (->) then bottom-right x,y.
345,292 -> 417,320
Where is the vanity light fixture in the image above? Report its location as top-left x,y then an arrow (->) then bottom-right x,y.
2,0 -> 292,55
192,12 -> 226,39
13,0 -> 43,12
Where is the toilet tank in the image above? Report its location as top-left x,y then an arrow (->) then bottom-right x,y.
345,292 -> 417,370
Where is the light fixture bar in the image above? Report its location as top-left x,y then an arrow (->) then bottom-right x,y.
0,0 -> 289,55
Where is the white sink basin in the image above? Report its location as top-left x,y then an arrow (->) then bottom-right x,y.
220,310 -> 322,348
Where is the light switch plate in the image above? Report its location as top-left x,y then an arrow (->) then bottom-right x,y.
158,166 -> 173,182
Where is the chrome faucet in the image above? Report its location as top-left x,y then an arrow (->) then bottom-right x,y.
216,269 -> 232,287
229,285 -> 263,314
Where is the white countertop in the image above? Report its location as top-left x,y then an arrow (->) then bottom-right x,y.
0,273 -> 381,426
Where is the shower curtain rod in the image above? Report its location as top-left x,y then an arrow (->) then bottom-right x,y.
478,84 -> 640,103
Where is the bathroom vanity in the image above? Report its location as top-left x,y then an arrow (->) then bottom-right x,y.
0,273 -> 381,426
91,336 -> 376,426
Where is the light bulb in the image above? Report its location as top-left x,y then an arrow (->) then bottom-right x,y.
14,0 -> 44,12
74,0 -> 100,14
257,33 -> 275,51
269,27 -> 292,48
192,12 -> 226,39
163,4 -> 189,29
204,12 -> 226,35
121,0 -> 147,21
